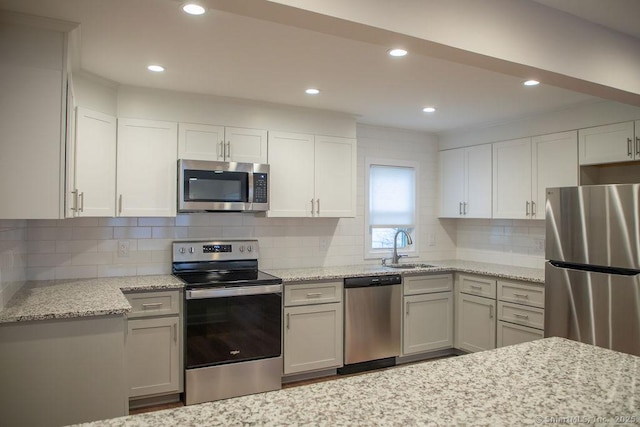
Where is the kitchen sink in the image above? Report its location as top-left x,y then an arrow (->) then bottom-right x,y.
385,263 -> 436,269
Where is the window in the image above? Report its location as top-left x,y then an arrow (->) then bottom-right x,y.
365,158 -> 418,258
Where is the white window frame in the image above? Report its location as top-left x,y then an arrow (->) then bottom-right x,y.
364,157 -> 419,260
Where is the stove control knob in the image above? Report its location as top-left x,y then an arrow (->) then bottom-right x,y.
179,247 -> 186,254
239,246 -> 245,253
189,247 -> 195,254
247,245 -> 253,252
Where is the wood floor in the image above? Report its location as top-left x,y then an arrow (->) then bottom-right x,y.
130,355 -> 453,415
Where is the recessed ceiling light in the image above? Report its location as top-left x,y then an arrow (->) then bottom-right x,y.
388,48 -> 408,57
422,107 -> 437,113
182,3 -> 206,15
523,80 -> 540,86
305,88 -> 320,95
147,64 -> 165,72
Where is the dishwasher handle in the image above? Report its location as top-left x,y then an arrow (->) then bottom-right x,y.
344,274 -> 402,288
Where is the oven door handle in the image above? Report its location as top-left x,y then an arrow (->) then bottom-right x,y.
186,284 -> 282,299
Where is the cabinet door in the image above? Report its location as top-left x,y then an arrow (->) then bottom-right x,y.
178,122 -> 224,161
73,107 -> 117,217
455,293 -> 496,353
267,131 -> 315,217
492,138 -> 532,219
117,118 -> 177,217
531,131 -> 577,219
314,135 -> 356,217
578,122 -> 634,165
403,292 -> 453,355
465,144 -> 492,218
225,127 -> 268,163
283,303 -> 343,374
439,148 -> 465,217
127,316 -> 180,398
497,321 -> 543,348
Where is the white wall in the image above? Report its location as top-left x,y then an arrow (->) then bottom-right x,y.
0,220 -> 27,309
24,123 -> 455,281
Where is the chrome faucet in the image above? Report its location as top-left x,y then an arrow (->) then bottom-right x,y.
392,230 -> 413,264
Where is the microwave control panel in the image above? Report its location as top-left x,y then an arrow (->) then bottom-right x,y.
253,173 -> 268,203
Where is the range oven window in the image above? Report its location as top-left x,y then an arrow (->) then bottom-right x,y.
185,292 -> 282,369
184,169 -> 248,202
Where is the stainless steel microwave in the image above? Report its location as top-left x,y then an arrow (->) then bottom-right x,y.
178,159 -> 269,212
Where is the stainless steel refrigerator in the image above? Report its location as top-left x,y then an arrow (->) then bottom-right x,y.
545,184 -> 640,357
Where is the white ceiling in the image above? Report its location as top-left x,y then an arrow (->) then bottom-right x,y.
0,0 -> 635,133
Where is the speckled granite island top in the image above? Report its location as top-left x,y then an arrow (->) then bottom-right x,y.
0,275 -> 183,323
75,337 -> 639,427
268,259 -> 544,284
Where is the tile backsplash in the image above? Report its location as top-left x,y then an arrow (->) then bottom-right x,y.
0,220 -> 27,309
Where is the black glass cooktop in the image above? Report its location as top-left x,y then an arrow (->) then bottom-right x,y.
174,269 -> 282,289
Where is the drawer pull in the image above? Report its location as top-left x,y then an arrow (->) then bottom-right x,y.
142,302 -> 164,309
306,292 -> 323,298
514,313 -> 529,320
489,305 -> 494,319
286,313 -> 290,330
470,285 -> 483,290
513,293 -> 529,299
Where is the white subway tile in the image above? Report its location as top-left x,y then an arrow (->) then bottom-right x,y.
72,252 -> 114,266
151,227 -> 188,239
113,227 -> 151,239
99,217 -> 139,227
55,240 -> 99,254
98,264 -> 137,278
139,218 -> 176,227
137,263 -> 171,276
137,239 -> 173,251
55,265 -> 98,280
71,227 -> 114,240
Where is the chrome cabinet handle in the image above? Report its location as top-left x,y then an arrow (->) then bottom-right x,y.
226,141 -> 231,159
464,202 -> 468,215
636,136 -> 640,157
118,194 -> 123,215
142,302 -> 163,309
173,324 -> 177,343
317,199 -> 320,215
406,302 -> 410,315
514,313 -> 529,319
513,292 -> 529,299
628,138 -> 633,157
71,190 -> 78,213
306,292 -> 323,298
310,199 -> 315,215
219,141 -> 224,159
459,202 -> 463,215
79,192 -> 84,213
531,200 -> 536,216
471,285 -> 482,290
526,201 -> 530,216
286,313 -> 290,330
489,305 -> 494,319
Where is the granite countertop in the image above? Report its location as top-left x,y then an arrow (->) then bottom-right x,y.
267,259 -> 544,284
74,337 -> 640,426
0,275 -> 183,323
0,260 -> 542,324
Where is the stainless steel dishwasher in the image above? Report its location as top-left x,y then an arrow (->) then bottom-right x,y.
338,274 -> 402,374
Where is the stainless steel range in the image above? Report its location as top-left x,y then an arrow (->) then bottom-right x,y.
172,239 -> 283,405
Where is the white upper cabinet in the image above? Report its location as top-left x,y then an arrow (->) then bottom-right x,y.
578,121 -> 635,165
493,138 -> 532,219
268,131 -> 356,217
0,21 -> 68,219
117,118 -> 178,217
493,131 -> 577,219
67,107 -> 117,217
439,144 -> 491,218
531,130 -> 578,214
178,123 -> 267,163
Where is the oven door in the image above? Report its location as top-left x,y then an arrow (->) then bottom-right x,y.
185,285 -> 282,369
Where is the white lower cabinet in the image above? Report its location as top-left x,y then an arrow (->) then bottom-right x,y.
125,290 -> 183,400
455,274 -> 497,353
403,292 -> 453,354
496,279 -> 545,348
283,281 -> 343,375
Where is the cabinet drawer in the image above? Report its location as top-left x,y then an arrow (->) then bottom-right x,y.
404,274 -> 453,295
125,290 -> 181,318
497,321 -> 544,348
498,301 -> 544,329
284,281 -> 343,306
498,280 -> 544,308
459,274 -> 496,298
